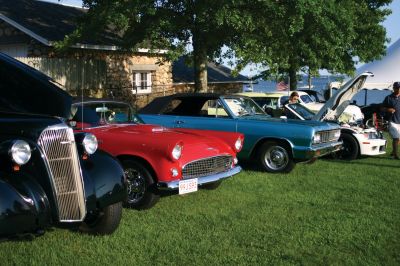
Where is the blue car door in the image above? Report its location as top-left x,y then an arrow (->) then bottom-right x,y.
172,115 -> 238,132
140,98 -> 239,132
140,114 -> 178,128
140,113 -> 238,132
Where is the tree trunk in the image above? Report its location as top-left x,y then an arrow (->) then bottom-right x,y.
194,53 -> 208,92
288,67 -> 297,91
193,34 -> 208,92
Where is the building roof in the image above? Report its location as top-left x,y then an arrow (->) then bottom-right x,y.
0,0 -> 121,50
1,0 -> 249,84
173,56 -> 249,84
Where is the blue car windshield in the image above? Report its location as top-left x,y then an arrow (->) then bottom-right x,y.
223,96 -> 266,117
286,103 -> 315,120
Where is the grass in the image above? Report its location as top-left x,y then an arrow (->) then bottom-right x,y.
1,141 -> 400,265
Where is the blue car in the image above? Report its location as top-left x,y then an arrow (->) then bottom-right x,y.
139,94 -> 342,173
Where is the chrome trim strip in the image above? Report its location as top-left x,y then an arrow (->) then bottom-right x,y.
310,141 -> 342,157
157,166 -> 241,190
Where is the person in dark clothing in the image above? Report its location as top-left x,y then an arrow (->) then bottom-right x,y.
283,91 -> 300,119
381,81 -> 400,159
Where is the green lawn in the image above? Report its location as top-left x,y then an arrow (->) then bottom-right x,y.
1,146 -> 399,265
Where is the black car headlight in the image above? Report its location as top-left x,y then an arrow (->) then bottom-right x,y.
82,133 -> 98,155
10,140 -> 31,165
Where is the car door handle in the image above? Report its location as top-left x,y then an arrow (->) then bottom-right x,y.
175,120 -> 184,124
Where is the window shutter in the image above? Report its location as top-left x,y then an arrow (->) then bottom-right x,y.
135,73 -> 141,88
147,73 -> 152,89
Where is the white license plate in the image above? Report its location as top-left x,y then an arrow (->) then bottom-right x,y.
179,178 -> 198,195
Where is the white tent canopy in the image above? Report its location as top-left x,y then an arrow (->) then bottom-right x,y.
356,38 -> 400,90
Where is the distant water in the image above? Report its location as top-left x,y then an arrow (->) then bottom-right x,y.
244,76 -> 391,106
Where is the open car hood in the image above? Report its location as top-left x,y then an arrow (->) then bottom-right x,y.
0,53 -> 72,118
313,72 -> 373,121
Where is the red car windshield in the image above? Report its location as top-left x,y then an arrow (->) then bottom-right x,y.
72,102 -> 144,127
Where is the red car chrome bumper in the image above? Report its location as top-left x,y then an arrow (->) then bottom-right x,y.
157,165 -> 242,190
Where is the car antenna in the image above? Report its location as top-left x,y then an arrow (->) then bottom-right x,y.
81,82 -> 84,130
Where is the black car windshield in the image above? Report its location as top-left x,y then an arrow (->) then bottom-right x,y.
286,103 -> 315,120
72,102 -> 144,126
223,96 -> 266,117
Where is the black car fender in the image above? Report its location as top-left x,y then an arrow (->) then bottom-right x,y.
80,149 -> 127,210
0,171 -> 51,237
340,127 -> 357,135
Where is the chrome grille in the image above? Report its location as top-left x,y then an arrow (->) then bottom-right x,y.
37,124 -> 86,222
319,129 -> 340,143
182,155 -> 233,179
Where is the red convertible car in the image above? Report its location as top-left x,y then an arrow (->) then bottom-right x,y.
70,99 -> 243,210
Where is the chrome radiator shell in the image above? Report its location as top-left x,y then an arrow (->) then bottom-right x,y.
37,124 -> 86,222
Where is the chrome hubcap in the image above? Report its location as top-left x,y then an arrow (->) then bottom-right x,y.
265,146 -> 289,170
125,168 -> 146,204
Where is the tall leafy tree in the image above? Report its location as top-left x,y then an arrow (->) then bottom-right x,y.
64,0 -> 261,92
231,0 -> 392,90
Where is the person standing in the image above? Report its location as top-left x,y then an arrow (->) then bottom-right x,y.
381,81 -> 400,159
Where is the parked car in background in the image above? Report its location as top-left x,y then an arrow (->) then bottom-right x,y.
0,53 -> 127,238
70,99 -> 243,210
236,91 -> 288,117
237,91 -> 322,110
139,93 -> 342,173
283,72 -> 386,160
298,89 -> 326,103
238,90 -> 364,124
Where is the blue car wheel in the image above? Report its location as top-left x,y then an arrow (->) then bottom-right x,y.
257,141 -> 295,173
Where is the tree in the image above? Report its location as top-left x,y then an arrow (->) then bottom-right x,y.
231,0 -> 392,90
64,0 -> 262,92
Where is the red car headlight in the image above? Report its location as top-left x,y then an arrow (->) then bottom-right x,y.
171,142 -> 183,161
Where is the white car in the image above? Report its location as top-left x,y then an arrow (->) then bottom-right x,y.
238,90 -> 364,124
284,72 -> 386,160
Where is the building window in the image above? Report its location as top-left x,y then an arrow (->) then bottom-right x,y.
132,72 -> 152,94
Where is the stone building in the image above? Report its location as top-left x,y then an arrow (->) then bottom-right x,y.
0,0 -> 248,108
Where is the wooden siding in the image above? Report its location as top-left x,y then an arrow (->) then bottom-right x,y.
15,57 -> 107,93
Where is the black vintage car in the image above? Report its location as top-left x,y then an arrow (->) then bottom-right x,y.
0,53 -> 127,238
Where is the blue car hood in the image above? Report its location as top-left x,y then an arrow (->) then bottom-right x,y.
239,115 -> 339,130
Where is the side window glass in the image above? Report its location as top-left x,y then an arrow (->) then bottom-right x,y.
202,100 -> 229,117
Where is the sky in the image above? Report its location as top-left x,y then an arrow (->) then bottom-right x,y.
45,0 -> 400,76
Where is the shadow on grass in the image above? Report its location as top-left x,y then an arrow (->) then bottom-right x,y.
237,161 -> 260,172
0,228 -> 49,242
